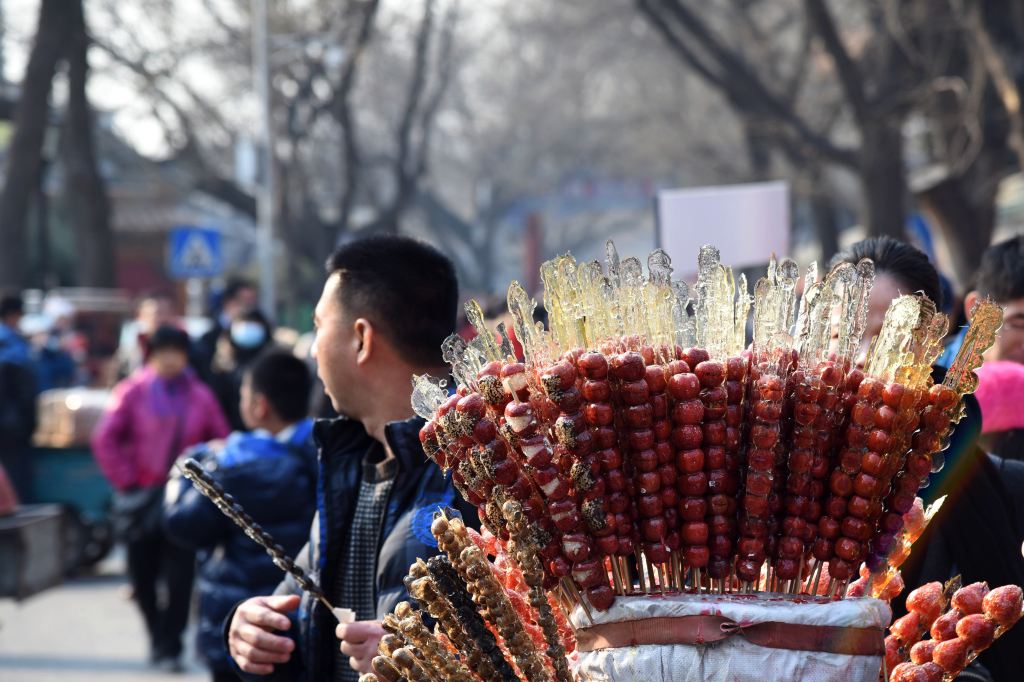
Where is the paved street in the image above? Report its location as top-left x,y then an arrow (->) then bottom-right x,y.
0,549 -> 207,681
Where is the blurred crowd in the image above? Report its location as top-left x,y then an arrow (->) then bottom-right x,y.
0,232 -> 1022,680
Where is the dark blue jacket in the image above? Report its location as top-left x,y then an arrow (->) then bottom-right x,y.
165,420 -> 318,672
226,415 -> 474,682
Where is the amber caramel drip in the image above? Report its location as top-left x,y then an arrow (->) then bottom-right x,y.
944,298 -> 1004,397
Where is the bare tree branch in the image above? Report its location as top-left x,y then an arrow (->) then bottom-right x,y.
637,0 -> 858,167
803,0 -> 868,123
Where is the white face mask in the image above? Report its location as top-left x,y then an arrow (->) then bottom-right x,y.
231,321 -> 267,349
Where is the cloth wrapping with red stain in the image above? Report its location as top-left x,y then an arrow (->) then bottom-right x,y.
569,592 -> 890,682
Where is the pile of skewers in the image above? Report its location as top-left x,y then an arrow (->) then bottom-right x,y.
179,241 -> 1021,682
885,579 -> 1023,681
411,243 -> 1003,615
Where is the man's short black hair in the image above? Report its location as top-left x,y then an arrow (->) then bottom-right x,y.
245,350 -> 312,422
326,235 -> 458,367
0,294 -> 23,320
146,325 -> 191,354
829,236 -> 943,309
973,236 -> 1024,303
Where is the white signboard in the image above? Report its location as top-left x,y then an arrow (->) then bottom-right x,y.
656,181 -> 790,273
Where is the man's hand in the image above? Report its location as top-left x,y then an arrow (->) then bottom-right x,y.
228,595 -> 300,675
336,620 -> 386,673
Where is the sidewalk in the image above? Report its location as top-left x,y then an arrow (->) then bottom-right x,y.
0,548 -> 207,681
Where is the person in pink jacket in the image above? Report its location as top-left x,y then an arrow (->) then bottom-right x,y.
93,325 -> 229,671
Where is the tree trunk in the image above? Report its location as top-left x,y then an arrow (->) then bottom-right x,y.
743,121 -> 774,179
63,0 -> 114,288
915,176 -> 996,288
809,175 -> 841,264
859,119 -> 907,239
0,0 -> 72,289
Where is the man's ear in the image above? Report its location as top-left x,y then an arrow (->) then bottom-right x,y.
964,290 -> 980,322
353,318 -> 375,366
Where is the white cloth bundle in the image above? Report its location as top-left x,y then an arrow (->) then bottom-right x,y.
570,592 -> 890,682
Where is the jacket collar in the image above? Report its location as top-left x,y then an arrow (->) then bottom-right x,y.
313,414 -> 427,473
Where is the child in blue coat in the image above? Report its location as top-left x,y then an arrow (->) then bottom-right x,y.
165,350 -> 318,681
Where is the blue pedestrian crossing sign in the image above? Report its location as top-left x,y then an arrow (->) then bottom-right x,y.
168,227 -> 223,279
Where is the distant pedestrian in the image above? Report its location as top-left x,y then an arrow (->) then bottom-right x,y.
165,350 -> 317,682
112,291 -> 181,382
944,234 -> 1024,367
197,279 -> 258,376
206,309 -> 275,431
92,325 -> 230,671
0,293 -> 38,502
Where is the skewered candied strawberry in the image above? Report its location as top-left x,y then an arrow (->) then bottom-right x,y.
951,582 -> 989,616
906,582 -> 945,625
909,639 -> 937,665
931,637 -> 969,674
930,610 -> 961,642
955,614 -> 997,650
982,585 -> 1024,627
885,635 -> 907,672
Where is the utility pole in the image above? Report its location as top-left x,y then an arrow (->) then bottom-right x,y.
252,0 -> 276,319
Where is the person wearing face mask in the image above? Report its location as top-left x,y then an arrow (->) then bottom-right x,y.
208,309 -> 275,431
92,325 -> 230,671
197,279 -> 259,379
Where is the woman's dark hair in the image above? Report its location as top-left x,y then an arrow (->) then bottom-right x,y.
326,235 -> 458,367
146,325 -> 191,354
829,236 -> 943,309
245,350 -> 312,422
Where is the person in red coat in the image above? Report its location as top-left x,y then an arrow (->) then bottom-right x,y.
93,325 -> 229,671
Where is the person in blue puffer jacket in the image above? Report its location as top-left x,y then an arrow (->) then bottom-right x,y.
165,350 -> 318,681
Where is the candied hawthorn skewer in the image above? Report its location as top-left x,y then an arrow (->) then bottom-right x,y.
667,353 -> 706,586
853,380 -> 927,576
643,357 -> 679,588
539,357 -> 616,609
735,361 -> 786,586
712,354 -> 748,587
693,352 -> 732,587
775,364 -> 826,587
815,375 -> 887,586
869,385 -> 957,583
578,351 -> 633,594
504,383 -> 599,610
611,350 -> 667,591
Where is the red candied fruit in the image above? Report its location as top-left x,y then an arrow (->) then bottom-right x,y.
667,373 -> 701,401
955,613 -> 997,650
932,637 -> 969,674
909,639 -> 938,664
889,611 -> 922,644
906,582 -> 944,624
952,582 -> 990,615
982,584 -> 1024,627
930,610 -> 960,641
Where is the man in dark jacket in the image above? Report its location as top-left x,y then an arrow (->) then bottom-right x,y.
0,293 -> 37,502
226,236 -> 473,681
165,350 -> 318,681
